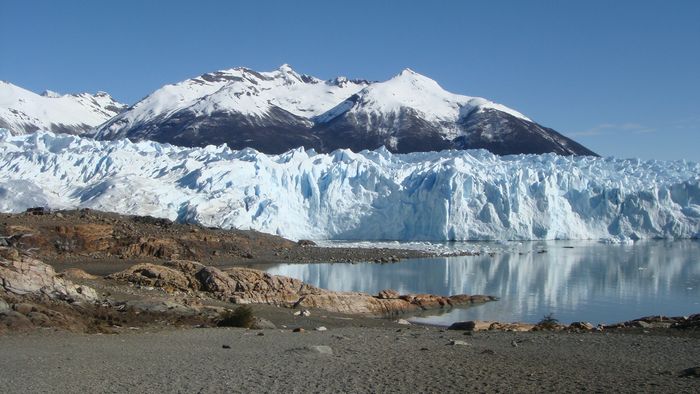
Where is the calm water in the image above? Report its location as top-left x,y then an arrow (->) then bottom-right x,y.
266,240 -> 700,326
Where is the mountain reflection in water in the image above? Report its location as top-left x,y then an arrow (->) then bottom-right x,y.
266,240 -> 700,325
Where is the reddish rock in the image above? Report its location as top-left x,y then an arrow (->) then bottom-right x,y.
377,289 -> 400,299
107,262 -> 497,316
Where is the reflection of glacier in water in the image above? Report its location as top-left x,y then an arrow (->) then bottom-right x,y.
266,240 -> 700,325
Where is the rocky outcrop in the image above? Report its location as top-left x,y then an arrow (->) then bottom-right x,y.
1,254 -> 97,302
603,314 -> 700,330
107,262 -> 200,293
108,261 -> 497,316
0,250 -> 101,333
447,314 -> 700,333
448,320 -> 538,332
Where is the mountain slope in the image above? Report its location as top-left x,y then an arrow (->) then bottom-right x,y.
92,65 -> 596,156
0,81 -> 126,135
312,69 -> 593,155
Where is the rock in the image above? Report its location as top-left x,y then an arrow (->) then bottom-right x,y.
633,320 -> 651,328
377,289 -> 400,299
449,340 -> 469,346
680,366 -> 700,378
116,299 -> 194,316
107,263 -> 198,292
0,311 -> 34,331
0,247 -> 20,260
26,311 -> 51,327
297,239 -> 316,247
59,268 -> 99,280
108,262 -> 497,317
448,321 -> 474,331
54,224 -> 114,253
222,345 -> 231,349
396,319 -> 411,325
491,322 -> 535,332
0,298 -> 9,313
12,303 -> 35,315
26,207 -> 50,215
569,321 -> 594,330
292,327 -> 305,333
315,326 -> 328,331
307,345 -> 333,355
250,317 -> 277,330
293,309 -> 311,317
0,255 -> 98,302
671,314 -> 700,329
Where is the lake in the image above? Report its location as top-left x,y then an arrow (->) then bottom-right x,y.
266,240 -> 700,326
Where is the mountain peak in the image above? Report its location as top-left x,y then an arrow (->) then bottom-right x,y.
390,68 -> 438,87
0,82 -> 125,136
41,90 -> 62,98
278,63 -> 294,73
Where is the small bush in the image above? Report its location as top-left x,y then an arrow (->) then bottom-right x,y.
537,313 -> 559,330
217,305 -> 254,328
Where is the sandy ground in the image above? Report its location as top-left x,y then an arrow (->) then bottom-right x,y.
1,325 -> 698,393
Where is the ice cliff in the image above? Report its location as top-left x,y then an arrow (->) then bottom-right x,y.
0,131 -> 698,241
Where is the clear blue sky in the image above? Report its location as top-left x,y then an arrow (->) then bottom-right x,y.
2,0 -> 699,161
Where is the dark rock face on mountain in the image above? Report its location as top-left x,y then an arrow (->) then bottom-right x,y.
89,65 -> 597,156
109,108 -> 320,154
453,109 -> 598,156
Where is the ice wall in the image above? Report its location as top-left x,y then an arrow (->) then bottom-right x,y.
1,130 -> 698,241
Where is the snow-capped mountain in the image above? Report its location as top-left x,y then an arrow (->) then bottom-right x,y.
2,131 -> 697,241
93,65 -> 596,156
94,65 -> 370,152
0,81 -> 126,135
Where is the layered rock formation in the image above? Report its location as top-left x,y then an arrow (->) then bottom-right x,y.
108,261 -> 496,316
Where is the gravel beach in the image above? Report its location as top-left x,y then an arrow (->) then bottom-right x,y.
1,325 -> 698,393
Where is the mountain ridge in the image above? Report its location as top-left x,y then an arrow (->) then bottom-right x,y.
93,65 -> 596,156
1,66 -> 597,156
0,81 -> 126,136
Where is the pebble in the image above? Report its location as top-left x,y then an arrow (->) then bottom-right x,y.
308,345 -> 333,355
680,366 -> 700,378
449,340 -> 469,346
315,326 -> 328,332
293,309 -> 311,317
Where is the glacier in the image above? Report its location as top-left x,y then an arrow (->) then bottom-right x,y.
0,130 -> 698,241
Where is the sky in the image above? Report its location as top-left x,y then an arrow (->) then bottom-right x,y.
1,0 -> 699,161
